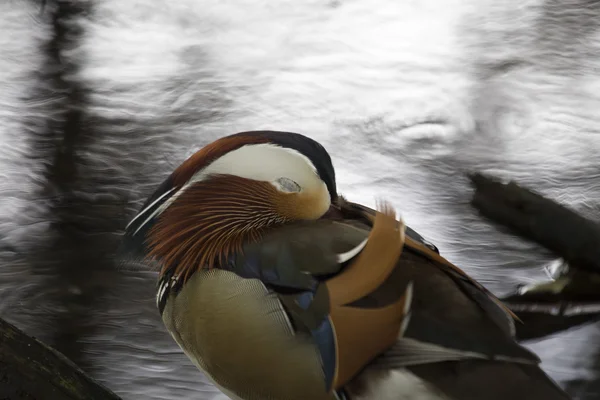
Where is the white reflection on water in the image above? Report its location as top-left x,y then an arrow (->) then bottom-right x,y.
1,0 -> 600,399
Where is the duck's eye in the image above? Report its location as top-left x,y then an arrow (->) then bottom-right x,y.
273,177 -> 301,193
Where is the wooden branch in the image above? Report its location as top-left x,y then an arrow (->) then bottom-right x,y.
0,316 -> 122,400
469,173 -> 600,273
469,173 -> 600,340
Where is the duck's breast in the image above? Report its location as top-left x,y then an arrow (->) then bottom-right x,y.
162,268 -> 337,400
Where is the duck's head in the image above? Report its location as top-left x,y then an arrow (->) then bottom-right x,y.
122,130 -> 338,281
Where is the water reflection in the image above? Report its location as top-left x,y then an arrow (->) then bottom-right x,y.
1,0 -> 600,399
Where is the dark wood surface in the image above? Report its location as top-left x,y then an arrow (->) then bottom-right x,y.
470,173 -> 600,273
0,316 -> 121,400
469,173 -> 600,340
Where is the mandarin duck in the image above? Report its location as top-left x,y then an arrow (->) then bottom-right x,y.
121,131 -> 571,400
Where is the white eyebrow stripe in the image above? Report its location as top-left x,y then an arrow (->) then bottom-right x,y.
126,187 -> 177,231
187,143 -> 319,189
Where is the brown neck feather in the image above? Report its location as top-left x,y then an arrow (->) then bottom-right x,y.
147,175 -> 289,283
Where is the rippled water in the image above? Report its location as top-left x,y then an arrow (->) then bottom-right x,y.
2,1 -> 600,399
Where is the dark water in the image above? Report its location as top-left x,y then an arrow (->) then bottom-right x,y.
1,1 -> 600,399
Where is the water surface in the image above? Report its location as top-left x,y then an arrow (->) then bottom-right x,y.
1,1 -> 600,398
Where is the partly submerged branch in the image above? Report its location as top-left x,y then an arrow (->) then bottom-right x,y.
469,173 -> 600,273
469,173 -> 600,340
0,316 -> 121,400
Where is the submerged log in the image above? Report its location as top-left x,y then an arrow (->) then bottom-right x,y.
469,173 -> 600,340
469,173 -> 600,273
0,316 -> 121,400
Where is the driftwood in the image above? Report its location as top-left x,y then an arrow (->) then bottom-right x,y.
469,173 -> 600,340
470,173 -> 600,272
0,316 -> 121,400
